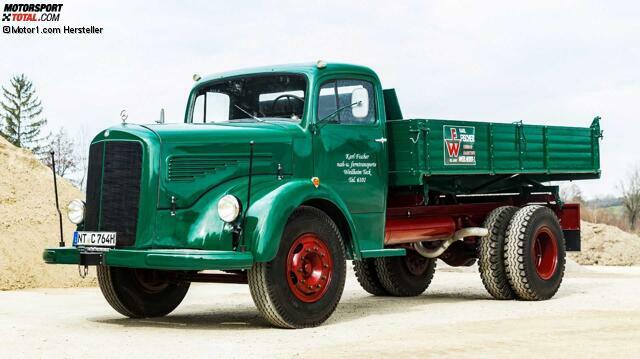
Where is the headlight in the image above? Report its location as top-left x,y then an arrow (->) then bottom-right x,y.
218,195 -> 241,223
67,199 -> 85,224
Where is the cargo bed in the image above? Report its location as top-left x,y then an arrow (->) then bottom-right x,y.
386,117 -> 602,191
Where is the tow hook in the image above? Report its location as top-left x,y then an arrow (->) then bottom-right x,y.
78,265 -> 89,278
77,252 -> 104,278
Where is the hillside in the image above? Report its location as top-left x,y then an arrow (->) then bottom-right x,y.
0,136 -> 96,290
570,221 -> 640,266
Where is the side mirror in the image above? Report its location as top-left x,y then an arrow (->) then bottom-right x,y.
351,88 -> 369,119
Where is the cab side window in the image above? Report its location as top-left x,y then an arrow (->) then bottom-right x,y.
192,92 -> 230,123
317,79 -> 376,125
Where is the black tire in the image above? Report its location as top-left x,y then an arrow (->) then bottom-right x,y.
353,259 -> 389,296
504,205 -> 566,301
374,250 -> 437,297
477,206 -> 518,299
96,266 -> 190,318
248,206 -> 347,328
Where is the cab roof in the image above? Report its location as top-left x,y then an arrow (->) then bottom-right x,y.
196,62 -> 378,85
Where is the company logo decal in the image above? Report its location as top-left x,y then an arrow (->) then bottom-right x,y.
443,125 -> 476,165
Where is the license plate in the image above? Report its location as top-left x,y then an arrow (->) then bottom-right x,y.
73,231 -> 117,248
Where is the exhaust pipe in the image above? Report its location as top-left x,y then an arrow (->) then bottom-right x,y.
413,227 -> 488,258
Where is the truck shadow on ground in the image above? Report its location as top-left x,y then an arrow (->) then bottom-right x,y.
90,291 -> 491,330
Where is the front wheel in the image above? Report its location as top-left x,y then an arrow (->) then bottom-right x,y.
97,266 -> 190,318
248,206 -> 347,328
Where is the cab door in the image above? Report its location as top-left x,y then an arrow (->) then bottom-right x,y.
311,77 -> 387,214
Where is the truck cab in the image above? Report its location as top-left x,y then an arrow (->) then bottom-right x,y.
180,62 -> 392,258
44,62 -> 601,328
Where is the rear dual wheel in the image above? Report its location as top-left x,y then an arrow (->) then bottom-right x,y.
504,205 -> 566,300
478,206 -> 519,299
479,205 -> 565,301
374,251 -> 437,297
353,258 -> 388,296
353,251 -> 437,297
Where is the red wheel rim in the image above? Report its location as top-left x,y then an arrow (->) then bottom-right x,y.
286,233 -> 333,303
532,226 -> 558,280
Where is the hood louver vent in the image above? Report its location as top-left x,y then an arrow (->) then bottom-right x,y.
168,155 -> 243,182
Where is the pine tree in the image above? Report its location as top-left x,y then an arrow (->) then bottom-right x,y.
0,74 -> 48,152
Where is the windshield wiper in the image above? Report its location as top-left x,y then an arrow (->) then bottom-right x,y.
316,101 -> 362,128
233,104 -> 263,122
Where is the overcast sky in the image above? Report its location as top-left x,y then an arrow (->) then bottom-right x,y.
1,0 -> 638,198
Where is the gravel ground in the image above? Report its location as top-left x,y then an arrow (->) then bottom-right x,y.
1,264 -> 639,358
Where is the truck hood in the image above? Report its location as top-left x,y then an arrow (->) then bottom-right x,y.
146,120 -> 302,144
145,121 -> 300,209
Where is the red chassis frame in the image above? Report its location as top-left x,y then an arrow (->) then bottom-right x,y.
384,193 -> 581,266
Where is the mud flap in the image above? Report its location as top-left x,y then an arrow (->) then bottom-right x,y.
563,230 -> 581,252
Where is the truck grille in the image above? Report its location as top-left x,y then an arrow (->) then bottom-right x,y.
84,141 -> 143,247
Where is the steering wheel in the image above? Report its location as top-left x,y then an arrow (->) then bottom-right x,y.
271,94 -> 304,115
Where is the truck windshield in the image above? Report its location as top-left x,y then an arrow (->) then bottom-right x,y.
190,74 -> 306,123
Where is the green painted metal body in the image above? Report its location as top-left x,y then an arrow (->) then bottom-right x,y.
43,63 -> 601,271
387,117 -> 602,192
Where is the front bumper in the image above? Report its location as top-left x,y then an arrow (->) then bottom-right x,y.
43,247 -> 254,271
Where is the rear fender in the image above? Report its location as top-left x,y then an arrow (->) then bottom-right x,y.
244,179 -> 358,262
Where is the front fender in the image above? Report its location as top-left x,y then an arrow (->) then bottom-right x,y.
245,179 -> 357,262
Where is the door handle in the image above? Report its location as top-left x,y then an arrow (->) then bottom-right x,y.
374,137 -> 387,144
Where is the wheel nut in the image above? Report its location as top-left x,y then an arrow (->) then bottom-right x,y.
321,276 -> 327,280
316,284 -> 321,288
323,264 -> 329,268
301,279 -> 306,284
308,285 -> 313,289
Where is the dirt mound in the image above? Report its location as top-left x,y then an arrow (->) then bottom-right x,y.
0,136 -> 96,290
570,221 -> 640,266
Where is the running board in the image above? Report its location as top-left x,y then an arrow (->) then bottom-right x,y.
360,248 -> 406,259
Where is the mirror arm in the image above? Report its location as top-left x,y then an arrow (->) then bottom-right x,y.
315,101 -> 361,131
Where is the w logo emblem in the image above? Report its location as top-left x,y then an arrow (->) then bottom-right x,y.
445,128 -> 461,157
2,14 -> 10,21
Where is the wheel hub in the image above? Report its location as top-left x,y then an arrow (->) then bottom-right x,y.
133,269 -> 170,293
404,250 -> 429,276
286,233 -> 333,303
532,226 -> 559,280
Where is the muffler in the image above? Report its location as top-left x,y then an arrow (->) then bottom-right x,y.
413,227 -> 488,258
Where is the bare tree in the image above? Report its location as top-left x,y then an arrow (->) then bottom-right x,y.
75,125 -> 89,192
42,128 -> 79,178
560,183 -> 584,203
620,167 -> 640,231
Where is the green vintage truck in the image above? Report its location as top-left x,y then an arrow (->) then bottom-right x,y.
43,62 -> 601,328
